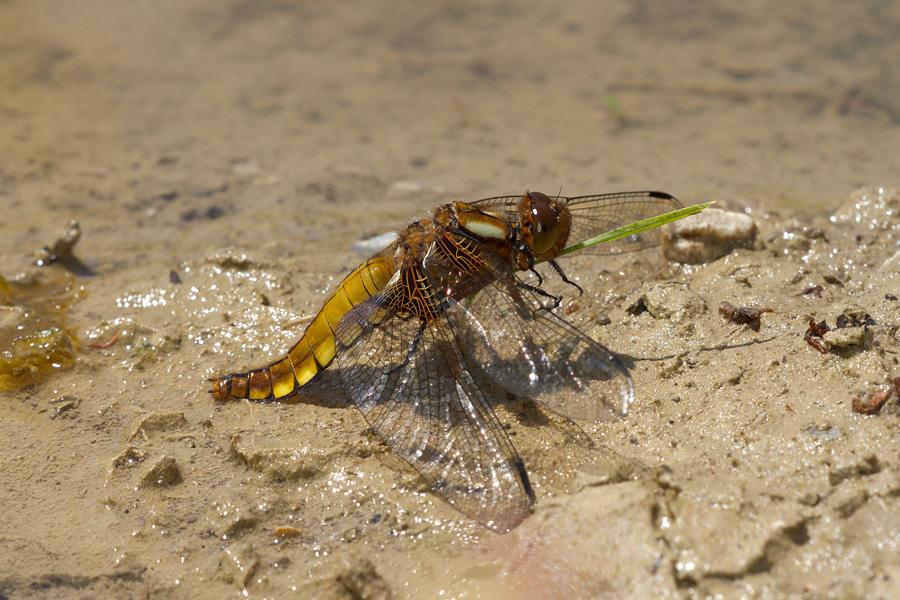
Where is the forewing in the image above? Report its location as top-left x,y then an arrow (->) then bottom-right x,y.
563,191 -> 682,255
473,191 -> 682,256
333,284 -> 534,533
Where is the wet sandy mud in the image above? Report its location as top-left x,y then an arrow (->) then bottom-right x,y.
2,1 -> 900,598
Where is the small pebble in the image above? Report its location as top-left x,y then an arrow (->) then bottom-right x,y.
663,208 -> 759,263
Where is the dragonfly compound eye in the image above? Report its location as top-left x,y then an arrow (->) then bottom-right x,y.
525,198 -> 559,255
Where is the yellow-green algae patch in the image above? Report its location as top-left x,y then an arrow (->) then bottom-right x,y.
0,272 -> 83,392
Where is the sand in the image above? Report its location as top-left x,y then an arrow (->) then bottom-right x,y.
2,1 -> 900,598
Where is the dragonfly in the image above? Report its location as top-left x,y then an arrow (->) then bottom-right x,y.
210,190 -> 682,532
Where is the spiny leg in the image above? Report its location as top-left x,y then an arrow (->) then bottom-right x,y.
548,259 -> 584,296
518,279 -> 562,311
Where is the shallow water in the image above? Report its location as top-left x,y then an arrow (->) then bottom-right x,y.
2,1 -> 900,598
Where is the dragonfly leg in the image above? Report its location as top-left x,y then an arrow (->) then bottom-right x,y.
548,259 -> 584,296
518,280 -> 562,311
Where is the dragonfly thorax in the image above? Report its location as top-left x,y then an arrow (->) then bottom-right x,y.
453,202 -> 511,241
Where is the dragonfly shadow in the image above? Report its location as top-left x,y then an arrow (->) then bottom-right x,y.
275,370 -> 352,410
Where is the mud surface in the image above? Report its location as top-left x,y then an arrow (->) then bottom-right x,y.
2,1 -> 900,598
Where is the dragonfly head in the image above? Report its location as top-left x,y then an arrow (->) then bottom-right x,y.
519,192 -> 571,259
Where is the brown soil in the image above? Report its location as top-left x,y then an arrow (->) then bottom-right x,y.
2,1 -> 900,598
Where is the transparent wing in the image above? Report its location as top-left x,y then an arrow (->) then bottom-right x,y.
563,191 -> 682,255
473,191 -> 683,256
442,235 -> 633,422
333,282 -> 534,533
458,282 -> 632,421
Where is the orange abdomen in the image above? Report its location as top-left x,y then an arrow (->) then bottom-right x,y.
210,256 -> 395,401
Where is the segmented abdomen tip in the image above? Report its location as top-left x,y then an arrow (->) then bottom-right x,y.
208,377 -> 226,398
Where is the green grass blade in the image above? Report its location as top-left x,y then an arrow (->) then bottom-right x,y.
556,201 -> 714,258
